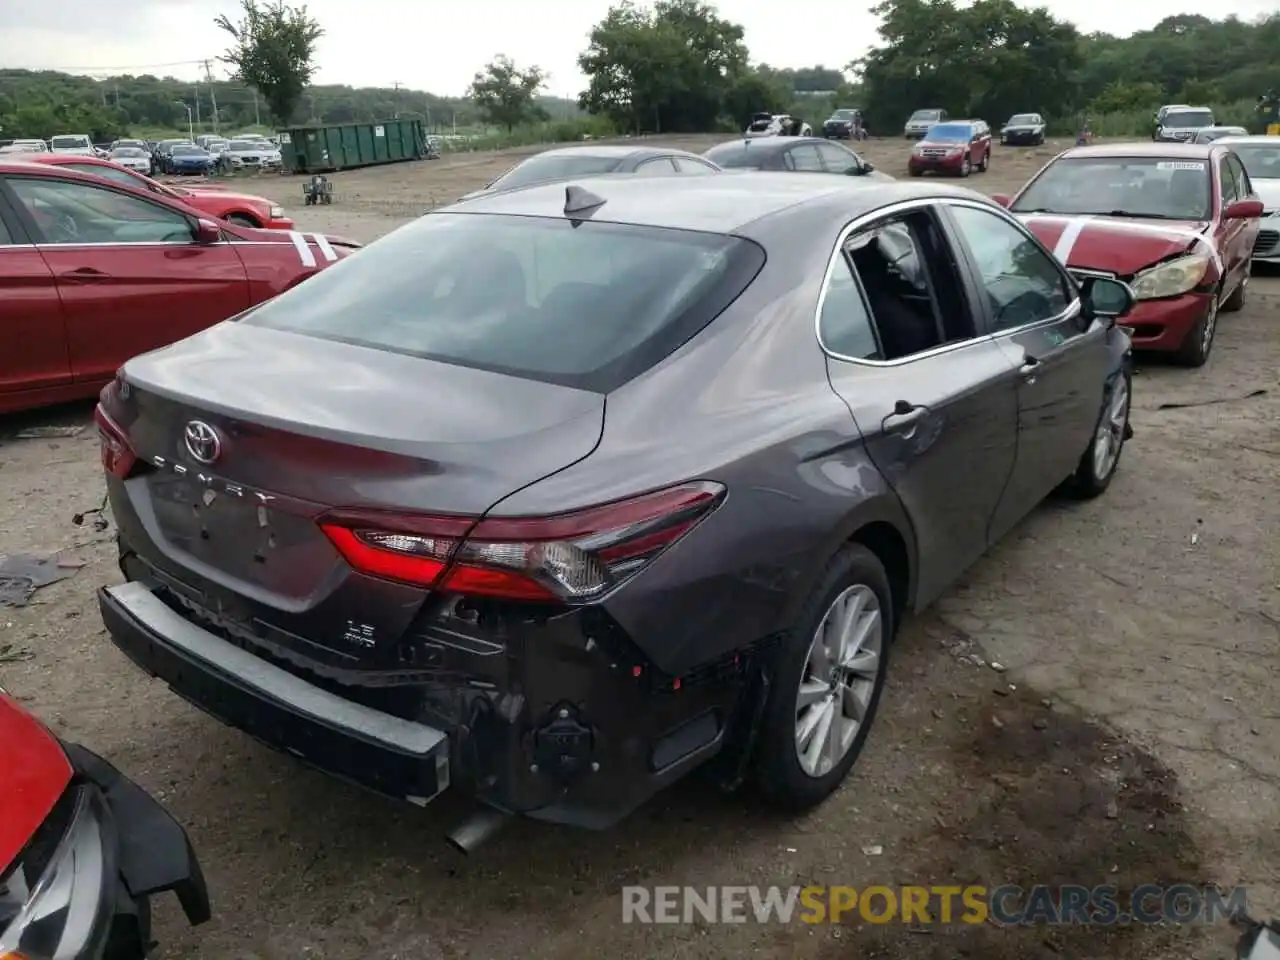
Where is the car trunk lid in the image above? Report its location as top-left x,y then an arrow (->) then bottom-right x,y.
112,322 -> 604,602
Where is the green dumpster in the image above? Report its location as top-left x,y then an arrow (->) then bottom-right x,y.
281,119 -> 429,174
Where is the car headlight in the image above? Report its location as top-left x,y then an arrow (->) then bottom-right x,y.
269,205 -> 284,219
1130,252 -> 1212,299
0,787 -> 113,960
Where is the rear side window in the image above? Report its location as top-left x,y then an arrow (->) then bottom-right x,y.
490,155 -> 624,191
244,213 -> 766,393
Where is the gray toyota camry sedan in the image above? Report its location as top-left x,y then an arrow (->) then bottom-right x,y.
95,173 -> 1135,845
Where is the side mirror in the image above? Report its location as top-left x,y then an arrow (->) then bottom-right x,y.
991,194 -> 1012,208
1077,274 -> 1136,320
1224,199 -> 1264,219
193,218 -> 222,243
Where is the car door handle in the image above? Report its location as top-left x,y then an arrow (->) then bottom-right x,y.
58,267 -> 110,283
1019,354 -> 1041,382
883,401 -> 928,436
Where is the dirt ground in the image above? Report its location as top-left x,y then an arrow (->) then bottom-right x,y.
1,135 -> 1277,960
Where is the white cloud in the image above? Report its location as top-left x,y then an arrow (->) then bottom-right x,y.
0,0 -> 1274,96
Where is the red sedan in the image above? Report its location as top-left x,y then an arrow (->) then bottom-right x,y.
0,161 -> 358,414
994,142 -> 1262,366
0,690 -> 209,957
23,153 -> 295,230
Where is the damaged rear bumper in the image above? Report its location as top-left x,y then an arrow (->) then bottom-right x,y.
99,578 -> 750,831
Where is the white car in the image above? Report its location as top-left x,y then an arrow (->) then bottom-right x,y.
107,146 -> 154,175
744,113 -> 812,138
1215,135 -> 1280,263
0,139 -> 49,155
223,138 -> 282,170
49,134 -> 96,156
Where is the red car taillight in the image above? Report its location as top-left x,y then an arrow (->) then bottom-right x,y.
319,481 -> 726,603
94,405 -> 137,479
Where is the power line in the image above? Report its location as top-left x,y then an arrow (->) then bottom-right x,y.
21,58 -> 209,73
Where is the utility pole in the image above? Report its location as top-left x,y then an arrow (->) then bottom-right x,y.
194,84 -> 201,127
202,60 -> 220,133
252,91 -> 261,127
392,81 -> 401,119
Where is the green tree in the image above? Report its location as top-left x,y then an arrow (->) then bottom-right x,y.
468,56 -> 549,132
578,0 -> 749,133
215,0 -> 323,126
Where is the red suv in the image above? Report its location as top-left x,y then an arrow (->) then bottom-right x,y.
908,120 -> 992,178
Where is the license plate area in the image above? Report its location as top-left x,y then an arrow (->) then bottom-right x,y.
145,473 -> 336,599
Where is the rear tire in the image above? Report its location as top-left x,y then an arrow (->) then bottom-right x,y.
1221,268 -> 1248,312
753,545 -> 893,811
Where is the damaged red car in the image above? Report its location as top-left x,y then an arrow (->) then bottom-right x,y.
0,690 -> 209,957
0,161 -> 358,415
994,142 -> 1262,366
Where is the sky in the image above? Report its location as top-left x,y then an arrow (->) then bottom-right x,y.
1,0 -> 1276,98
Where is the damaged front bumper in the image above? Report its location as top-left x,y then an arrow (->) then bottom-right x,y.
99,575 -> 753,833
0,743 -> 209,959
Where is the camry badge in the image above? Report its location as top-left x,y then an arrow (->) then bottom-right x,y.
184,420 -> 222,465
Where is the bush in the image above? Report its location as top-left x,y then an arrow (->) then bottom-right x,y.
1049,100 -> 1257,137
441,115 -> 618,152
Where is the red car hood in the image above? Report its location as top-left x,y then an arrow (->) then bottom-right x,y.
0,694 -> 73,876
1016,213 -> 1215,277
176,186 -> 270,206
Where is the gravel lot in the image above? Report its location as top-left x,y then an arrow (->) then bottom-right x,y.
1,135 -> 1277,960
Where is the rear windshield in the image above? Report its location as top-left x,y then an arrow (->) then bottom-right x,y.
925,123 -> 972,141
489,154 -> 624,191
702,142 -> 765,169
1163,110 -> 1213,128
51,136 -> 89,148
243,213 -> 766,392
1232,144 -> 1280,179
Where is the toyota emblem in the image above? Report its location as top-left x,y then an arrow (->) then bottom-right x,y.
183,420 -> 222,464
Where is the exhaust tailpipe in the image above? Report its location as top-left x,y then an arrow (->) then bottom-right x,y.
447,807 -> 510,853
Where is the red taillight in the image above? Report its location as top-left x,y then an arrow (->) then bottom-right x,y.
318,481 -> 726,602
94,405 -> 137,479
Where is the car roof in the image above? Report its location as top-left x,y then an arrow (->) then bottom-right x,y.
1214,135 -> 1280,145
26,153 -> 109,164
1058,142 -> 1217,160
528,144 -> 704,161
442,172 -> 981,234
707,136 -> 831,155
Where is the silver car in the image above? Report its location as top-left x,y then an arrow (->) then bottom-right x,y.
1215,134 -> 1280,262
95,174 -> 1135,843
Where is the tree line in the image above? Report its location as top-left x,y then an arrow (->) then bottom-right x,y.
2,0 -> 1277,143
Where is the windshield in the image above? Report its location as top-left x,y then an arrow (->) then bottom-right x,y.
1012,156 -> 1212,221
243,213 -> 763,392
830,110 -> 857,120
206,140 -> 227,151
1008,114 -> 1039,125
171,146 -> 204,156
910,110 -> 941,121
111,148 -> 147,158
924,123 -> 972,142
1231,144 -> 1280,180
702,142 -> 765,169
228,140 -> 259,151
489,154 -> 624,191
51,136 -> 89,149
1163,110 -> 1213,128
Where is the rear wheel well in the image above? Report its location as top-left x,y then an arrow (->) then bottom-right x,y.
849,521 -> 910,623
227,211 -> 260,227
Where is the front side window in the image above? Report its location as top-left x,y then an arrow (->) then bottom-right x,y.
947,204 -> 1072,332
1226,154 -> 1252,200
1011,156 -> 1212,221
816,142 -> 859,173
1218,158 -> 1239,204
243,213 -> 764,392
9,178 -> 193,245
